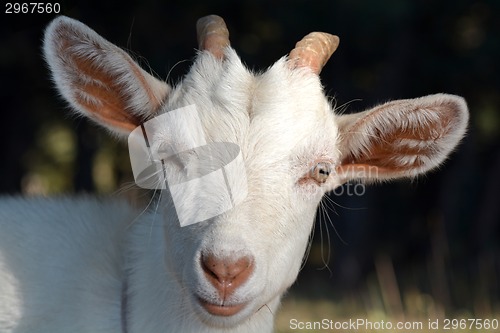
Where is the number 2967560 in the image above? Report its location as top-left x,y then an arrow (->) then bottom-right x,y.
5,3 -> 61,14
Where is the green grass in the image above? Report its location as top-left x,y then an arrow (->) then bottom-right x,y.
276,295 -> 500,333
275,253 -> 500,332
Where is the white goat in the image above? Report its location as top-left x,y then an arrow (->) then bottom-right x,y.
0,15 -> 468,333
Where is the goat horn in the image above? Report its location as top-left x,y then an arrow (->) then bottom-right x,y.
196,15 -> 230,59
289,32 -> 339,74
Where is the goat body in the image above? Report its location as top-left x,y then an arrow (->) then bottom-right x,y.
0,15 -> 468,333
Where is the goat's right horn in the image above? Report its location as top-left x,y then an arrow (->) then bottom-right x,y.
196,15 -> 230,59
289,32 -> 339,75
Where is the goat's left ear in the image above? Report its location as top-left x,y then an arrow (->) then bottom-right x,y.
336,94 -> 469,182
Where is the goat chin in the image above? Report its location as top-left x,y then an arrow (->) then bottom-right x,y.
0,15 -> 468,333
0,196 -> 281,333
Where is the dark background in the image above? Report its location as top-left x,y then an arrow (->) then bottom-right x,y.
1,0 -> 499,323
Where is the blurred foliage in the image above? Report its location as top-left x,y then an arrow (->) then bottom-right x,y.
1,0 -> 499,329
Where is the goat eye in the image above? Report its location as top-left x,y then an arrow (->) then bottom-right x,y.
310,162 -> 332,184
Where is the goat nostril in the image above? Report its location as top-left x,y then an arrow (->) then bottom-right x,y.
201,254 -> 254,298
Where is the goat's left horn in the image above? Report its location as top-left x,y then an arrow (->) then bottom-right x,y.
289,32 -> 339,74
196,15 -> 230,59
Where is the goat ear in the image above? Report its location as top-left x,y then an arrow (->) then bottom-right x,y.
336,94 -> 468,182
43,16 -> 170,137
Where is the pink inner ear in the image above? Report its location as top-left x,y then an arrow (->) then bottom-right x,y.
70,55 -> 141,131
337,99 -> 460,179
51,22 -> 167,133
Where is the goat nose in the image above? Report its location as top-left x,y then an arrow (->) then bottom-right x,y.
201,254 -> 254,299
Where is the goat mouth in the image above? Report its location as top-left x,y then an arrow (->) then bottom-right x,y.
197,297 -> 246,317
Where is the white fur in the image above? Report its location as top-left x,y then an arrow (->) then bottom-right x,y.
0,16 -> 469,333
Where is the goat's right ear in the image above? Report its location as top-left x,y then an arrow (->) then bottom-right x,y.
43,16 -> 170,137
